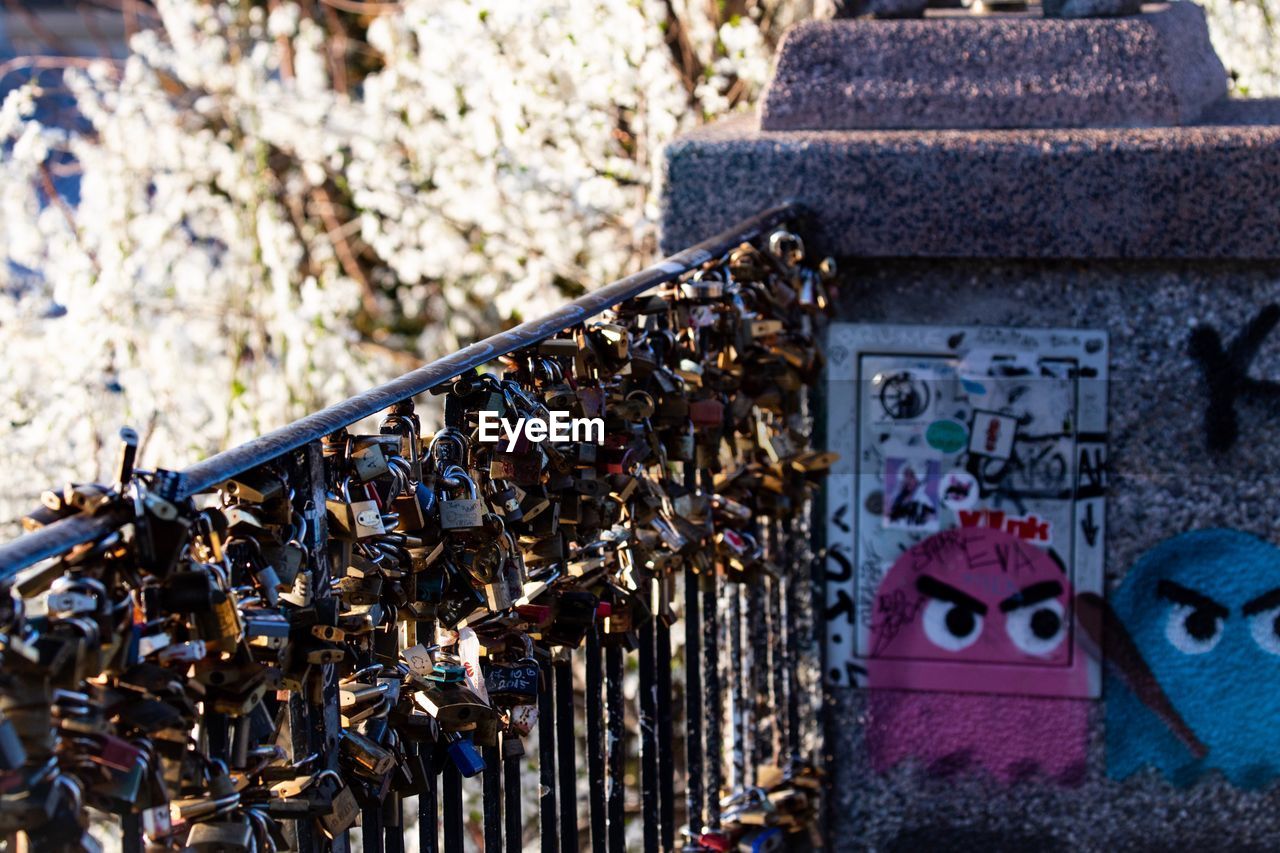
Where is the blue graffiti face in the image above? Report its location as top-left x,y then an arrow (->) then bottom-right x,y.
1107,529 -> 1280,788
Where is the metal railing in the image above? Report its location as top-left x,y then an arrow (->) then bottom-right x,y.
0,201 -> 825,853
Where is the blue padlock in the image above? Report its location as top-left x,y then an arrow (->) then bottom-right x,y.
739,828 -> 782,853
446,734 -> 486,778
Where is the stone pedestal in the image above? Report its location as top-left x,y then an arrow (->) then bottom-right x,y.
660,6 -> 1280,850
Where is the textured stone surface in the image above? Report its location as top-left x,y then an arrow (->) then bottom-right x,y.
659,104 -> 1280,259
759,2 -> 1226,131
822,258 -> 1280,851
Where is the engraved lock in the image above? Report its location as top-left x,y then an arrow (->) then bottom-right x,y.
326,477 -> 386,540
484,637 -> 539,707
438,466 -> 485,532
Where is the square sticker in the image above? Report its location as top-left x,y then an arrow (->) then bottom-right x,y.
968,410 -> 1018,460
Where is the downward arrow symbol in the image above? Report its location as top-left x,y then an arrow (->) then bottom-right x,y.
1082,503 -> 1099,547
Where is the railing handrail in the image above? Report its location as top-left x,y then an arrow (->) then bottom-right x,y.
0,202 -> 802,575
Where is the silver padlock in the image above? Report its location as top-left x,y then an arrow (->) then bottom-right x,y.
439,466 -> 485,532
326,477 -> 386,540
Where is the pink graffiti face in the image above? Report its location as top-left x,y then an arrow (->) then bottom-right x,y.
870,528 -> 1073,667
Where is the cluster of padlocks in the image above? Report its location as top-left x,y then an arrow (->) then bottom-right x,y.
2,228 -> 833,852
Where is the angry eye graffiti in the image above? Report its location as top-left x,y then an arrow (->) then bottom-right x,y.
918,575 -> 984,651
1158,580 -> 1226,655
1005,595 -> 1066,657
1105,529 -> 1280,788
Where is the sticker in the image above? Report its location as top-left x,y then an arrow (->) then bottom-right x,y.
957,508 -> 1052,543
458,627 -> 490,703
402,644 -> 434,677
968,411 -> 1017,460
874,369 -> 932,421
926,419 -> 968,453
883,457 -> 941,531
939,469 -> 978,510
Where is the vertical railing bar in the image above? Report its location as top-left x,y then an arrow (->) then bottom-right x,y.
768,521 -> 787,765
655,588 -> 676,853
419,740 -> 440,853
442,763 -> 464,853
383,794 -> 404,853
121,810 -> 141,853
681,561 -> 704,850
553,653 -> 579,853
416,613 -> 440,853
362,804 -> 385,853
781,517 -> 801,763
702,567 -> 722,829
727,586 -> 743,794
503,735 -> 523,853
483,744 -> 503,853
584,627 -> 607,853
638,602 -> 660,853
604,642 -> 626,853
748,576 -> 769,783
537,657 -> 558,853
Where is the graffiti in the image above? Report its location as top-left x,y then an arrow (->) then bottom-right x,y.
865,528 -> 1089,783
1105,529 -> 1280,788
1188,304 -> 1280,451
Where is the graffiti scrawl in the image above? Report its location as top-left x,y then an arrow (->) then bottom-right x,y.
865,528 -> 1089,784
1188,304 -> 1280,452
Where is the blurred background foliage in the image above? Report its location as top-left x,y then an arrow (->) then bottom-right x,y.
0,0 -> 1273,527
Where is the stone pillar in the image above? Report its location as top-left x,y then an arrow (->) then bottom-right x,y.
662,5 -> 1280,849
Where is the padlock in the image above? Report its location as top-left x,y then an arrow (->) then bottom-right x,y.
438,466 -> 486,532
326,477 -> 386,540
351,438 -> 392,482
484,637 -> 540,707
444,732 -> 485,778
738,828 -> 784,853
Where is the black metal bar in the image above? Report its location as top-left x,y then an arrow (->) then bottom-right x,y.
553,655 -> 578,853
503,735 -> 522,853
781,517 -> 801,763
604,643 -> 625,853
655,593 -> 676,853
768,523 -> 786,766
681,562 -> 703,849
748,576 -> 769,780
483,744 -> 502,853
420,743 -> 440,853
383,794 -> 404,853
585,629 -> 607,853
728,586 -> 744,794
702,568 -> 722,829
0,204 -> 799,575
362,804 -> 384,853
538,657 -> 558,853
121,811 -> 141,853
638,600 -> 660,853
442,763 -> 464,853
